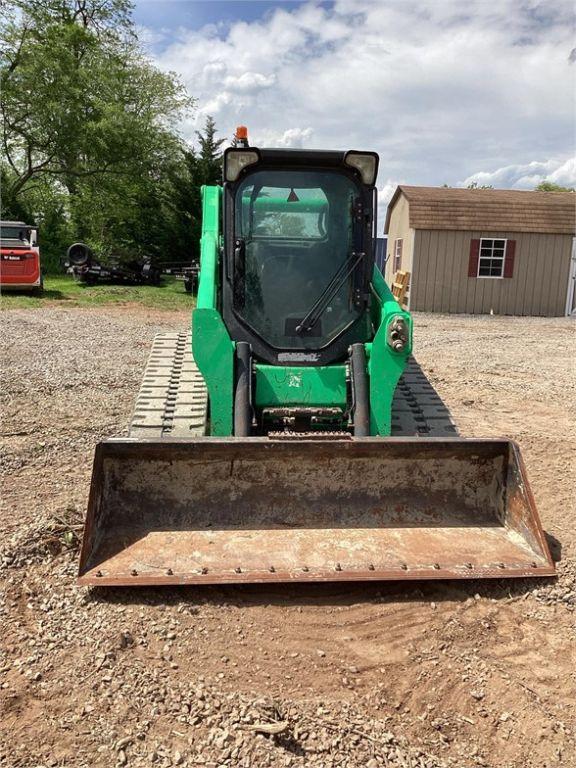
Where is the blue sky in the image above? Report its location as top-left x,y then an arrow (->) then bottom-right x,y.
134,0 -> 575,212
133,1 -> 331,44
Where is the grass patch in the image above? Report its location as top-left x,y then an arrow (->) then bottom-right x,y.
1,275 -> 195,311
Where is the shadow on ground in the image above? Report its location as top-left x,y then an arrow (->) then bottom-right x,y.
3,288 -> 67,300
85,568 -> 558,610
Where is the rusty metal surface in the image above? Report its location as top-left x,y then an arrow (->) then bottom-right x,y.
77,438 -> 555,586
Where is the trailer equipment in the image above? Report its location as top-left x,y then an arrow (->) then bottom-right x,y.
78,128 -> 555,586
65,242 -> 161,286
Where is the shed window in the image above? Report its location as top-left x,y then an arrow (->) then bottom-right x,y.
478,238 -> 506,277
394,238 -> 403,272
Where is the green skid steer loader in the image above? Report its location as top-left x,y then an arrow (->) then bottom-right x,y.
78,129 -> 554,586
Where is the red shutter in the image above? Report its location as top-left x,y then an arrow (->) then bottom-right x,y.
468,239 -> 480,277
503,239 -> 516,278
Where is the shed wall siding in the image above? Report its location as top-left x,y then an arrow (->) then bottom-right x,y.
411,230 -> 572,316
385,193 -> 414,289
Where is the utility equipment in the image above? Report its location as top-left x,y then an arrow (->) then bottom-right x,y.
64,242 -> 162,286
162,261 -> 200,293
0,220 -> 42,292
78,128 -> 555,586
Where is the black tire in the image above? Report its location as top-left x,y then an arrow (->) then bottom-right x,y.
67,243 -> 93,268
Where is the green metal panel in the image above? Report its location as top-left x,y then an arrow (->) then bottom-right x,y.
368,265 -> 412,436
255,364 -> 347,408
196,185 -> 221,310
192,184 -> 411,437
192,309 -> 234,436
193,186 -> 235,436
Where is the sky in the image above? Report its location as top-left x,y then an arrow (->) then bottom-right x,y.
134,0 -> 575,218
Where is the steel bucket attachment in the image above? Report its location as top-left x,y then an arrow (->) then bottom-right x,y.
78,438 -> 555,586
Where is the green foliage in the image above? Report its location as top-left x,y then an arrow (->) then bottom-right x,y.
195,116 -> 225,183
0,0 -> 199,271
466,182 -> 494,189
170,116 -> 225,265
535,181 -> 575,192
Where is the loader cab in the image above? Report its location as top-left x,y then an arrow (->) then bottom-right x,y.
222,147 -> 379,366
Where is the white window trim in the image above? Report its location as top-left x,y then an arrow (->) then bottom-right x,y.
477,237 -> 507,279
394,238 -> 403,272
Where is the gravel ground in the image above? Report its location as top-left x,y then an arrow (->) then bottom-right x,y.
1,306 -> 575,768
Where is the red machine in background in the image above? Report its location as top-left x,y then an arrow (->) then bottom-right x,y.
0,220 -> 43,292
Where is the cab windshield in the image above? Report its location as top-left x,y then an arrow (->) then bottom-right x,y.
234,169 -> 362,349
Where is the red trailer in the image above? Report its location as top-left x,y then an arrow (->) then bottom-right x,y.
0,220 -> 43,292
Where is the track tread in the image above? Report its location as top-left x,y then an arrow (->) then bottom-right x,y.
129,335 -> 457,439
129,332 -> 208,438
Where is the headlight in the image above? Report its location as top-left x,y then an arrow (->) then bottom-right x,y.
224,150 -> 259,182
344,151 -> 379,185
387,316 -> 409,352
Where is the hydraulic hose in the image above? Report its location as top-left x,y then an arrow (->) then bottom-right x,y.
350,343 -> 370,437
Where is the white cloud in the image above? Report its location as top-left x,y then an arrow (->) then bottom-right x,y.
377,180 -> 400,227
262,127 -> 314,148
548,157 -> 576,187
149,0 -> 574,192
223,72 -> 276,92
463,156 -> 576,189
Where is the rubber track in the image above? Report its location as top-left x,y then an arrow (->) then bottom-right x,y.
129,332 -> 207,438
391,358 -> 458,437
129,333 -> 457,438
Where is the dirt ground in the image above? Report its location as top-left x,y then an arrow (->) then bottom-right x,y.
1,306 -> 575,768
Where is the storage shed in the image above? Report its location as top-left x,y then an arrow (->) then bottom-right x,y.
384,186 -> 576,316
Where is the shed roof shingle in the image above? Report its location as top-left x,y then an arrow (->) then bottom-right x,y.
385,186 -> 575,235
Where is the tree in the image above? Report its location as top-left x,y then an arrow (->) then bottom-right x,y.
467,182 -> 494,190
195,116 -> 226,184
535,181 -> 574,192
1,0 -> 193,265
169,116 -> 226,266
1,0 -> 190,195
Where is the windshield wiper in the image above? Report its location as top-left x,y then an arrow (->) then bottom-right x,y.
295,251 -> 365,334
